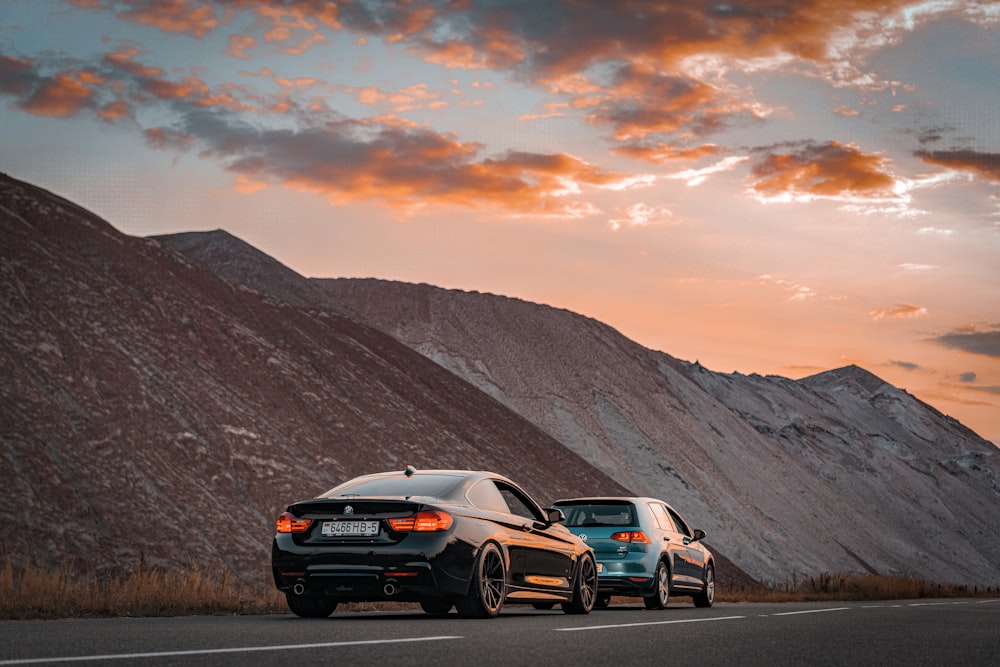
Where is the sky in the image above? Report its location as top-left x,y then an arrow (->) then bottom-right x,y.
1,1 -> 998,445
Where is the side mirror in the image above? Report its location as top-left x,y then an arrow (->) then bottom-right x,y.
692,528 -> 706,542
545,508 -> 566,524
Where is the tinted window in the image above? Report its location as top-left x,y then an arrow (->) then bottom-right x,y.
666,506 -> 692,537
558,503 -> 637,528
497,482 -> 542,520
321,474 -> 465,499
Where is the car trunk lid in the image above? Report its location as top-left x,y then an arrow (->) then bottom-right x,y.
555,501 -> 640,560
286,498 -> 426,545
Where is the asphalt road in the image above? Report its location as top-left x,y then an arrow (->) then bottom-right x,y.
2,599 -> 998,666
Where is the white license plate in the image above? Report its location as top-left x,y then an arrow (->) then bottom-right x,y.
321,520 -> 380,537
596,562 -> 604,574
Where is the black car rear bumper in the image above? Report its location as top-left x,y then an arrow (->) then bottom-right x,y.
271,535 -> 475,602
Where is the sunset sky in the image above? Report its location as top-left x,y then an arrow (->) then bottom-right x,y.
2,1 -> 998,444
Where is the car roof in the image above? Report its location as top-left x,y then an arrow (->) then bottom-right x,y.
318,468 -> 527,503
554,497 -> 666,504
330,467 -> 526,492
350,468 -> 510,483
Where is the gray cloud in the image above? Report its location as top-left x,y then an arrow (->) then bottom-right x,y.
932,328 -> 1000,358
889,360 -> 919,371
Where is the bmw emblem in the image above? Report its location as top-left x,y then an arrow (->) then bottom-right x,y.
579,534 -> 588,543
344,505 -> 354,515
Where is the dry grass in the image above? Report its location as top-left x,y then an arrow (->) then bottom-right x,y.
2,558 -> 996,619
0,556 -> 287,620
716,571 -> 998,603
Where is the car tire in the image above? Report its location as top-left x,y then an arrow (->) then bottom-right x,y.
420,598 -> 453,615
285,593 -> 338,618
643,561 -> 670,610
594,593 -> 611,608
693,564 -> 715,608
455,542 -> 506,618
561,552 -> 597,615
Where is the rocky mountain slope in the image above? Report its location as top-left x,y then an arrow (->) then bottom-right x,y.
5,171 -> 996,590
0,173 -> 631,583
307,280 -> 1000,586
155,224 -> 1000,586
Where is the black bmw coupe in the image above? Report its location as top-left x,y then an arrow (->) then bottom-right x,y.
271,467 -> 598,618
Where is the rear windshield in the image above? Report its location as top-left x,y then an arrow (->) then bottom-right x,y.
321,474 -> 465,500
557,502 -> 638,528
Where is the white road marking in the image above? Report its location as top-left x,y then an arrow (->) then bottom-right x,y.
557,615 -> 745,631
770,607 -> 850,616
0,636 -> 464,665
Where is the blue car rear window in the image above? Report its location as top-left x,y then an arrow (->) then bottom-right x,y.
321,474 -> 465,499
559,503 -> 638,527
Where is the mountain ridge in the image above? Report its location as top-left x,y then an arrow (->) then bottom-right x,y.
305,278 -> 998,585
3,172 -> 997,589
150,229 -> 998,585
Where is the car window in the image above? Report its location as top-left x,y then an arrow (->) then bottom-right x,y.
495,481 -> 542,521
559,503 -> 637,528
466,479 -> 510,513
320,473 -> 464,499
648,503 -> 677,532
666,506 -> 692,538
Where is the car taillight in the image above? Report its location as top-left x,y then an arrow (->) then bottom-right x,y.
276,512 -> 312,533
387,510 -> 454,532
611,531 -> 650,543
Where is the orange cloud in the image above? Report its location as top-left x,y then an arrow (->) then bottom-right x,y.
234,174 -> 267,194
226,34 -> 257,60
0,56 -> 103,118
613,142 -> 721,164
103,48 -> 164,79
150,113 -> 639,215
418,40 -> 488,70
55,1 -> 977,160
7,1 -> 988,220
101,48 -> 262,112
17,72 -> 93,117
584,66 -> 727,141
870,305 -> 928,321
749,141 -> 896,200
97,99 -> 131,120
914,150 -> 1000,183
113,0 -> 221,38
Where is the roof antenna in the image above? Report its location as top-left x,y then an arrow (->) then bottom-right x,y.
404,465 -> 416,476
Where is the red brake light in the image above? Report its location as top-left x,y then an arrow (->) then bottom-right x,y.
388,510 -> 454,532
611,531 -> 650,543
276,512 -> 312,533
387,516 -> 415,531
